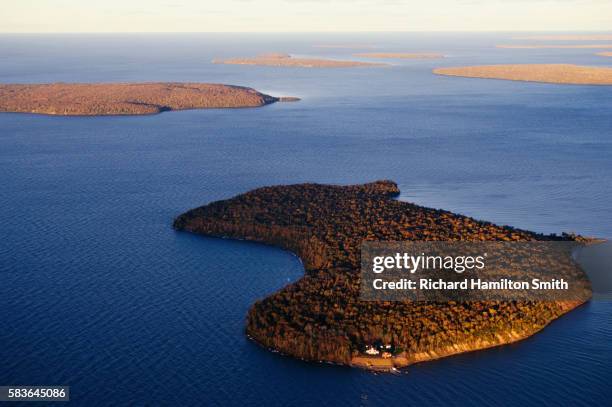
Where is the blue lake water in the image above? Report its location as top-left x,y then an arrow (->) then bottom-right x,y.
1,33 -> 611,406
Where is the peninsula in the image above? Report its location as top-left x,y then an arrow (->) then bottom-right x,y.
174,181 -> 591,371
354,52 -> 444,59
213,53 -> 386,68
433,64 -> 612,85
0,82 -> 291,116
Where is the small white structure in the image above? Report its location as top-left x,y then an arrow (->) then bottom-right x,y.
365,346 -> 379,356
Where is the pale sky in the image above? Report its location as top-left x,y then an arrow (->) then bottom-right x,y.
2,0 -> 612,33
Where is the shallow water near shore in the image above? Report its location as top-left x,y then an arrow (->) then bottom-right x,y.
1,33 -> 611,406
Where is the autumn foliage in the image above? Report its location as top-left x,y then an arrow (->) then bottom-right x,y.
174,181 -> 590,369
0,83 -> 278,116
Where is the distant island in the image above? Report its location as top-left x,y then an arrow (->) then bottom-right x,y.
354,52 -> 444,59
512,35 -> 612,41
497,44 -> 612,49
597,52 -> 612,57
313,44 -> 377,49
434,64 -> 612,85
0,82 -> 296,116
174,181 -> 591,371
213,53 -> 387,68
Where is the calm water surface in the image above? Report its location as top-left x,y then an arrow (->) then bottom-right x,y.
1,33 -> 611,406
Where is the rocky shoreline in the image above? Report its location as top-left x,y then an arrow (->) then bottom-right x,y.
0,82 -> 295,116
173,181 -> 591,371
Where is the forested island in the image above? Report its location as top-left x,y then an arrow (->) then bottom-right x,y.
174,181 -> 591,371
497,44 -> 612,49
434,64 -> 612,85
313,44 -> 377,49
213,53 -> 386,68
0,83 -> 293,116
354,53 -> 444,59
512,35 -> 612,41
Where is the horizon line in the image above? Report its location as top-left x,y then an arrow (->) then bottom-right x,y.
2,30 -> 612,35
